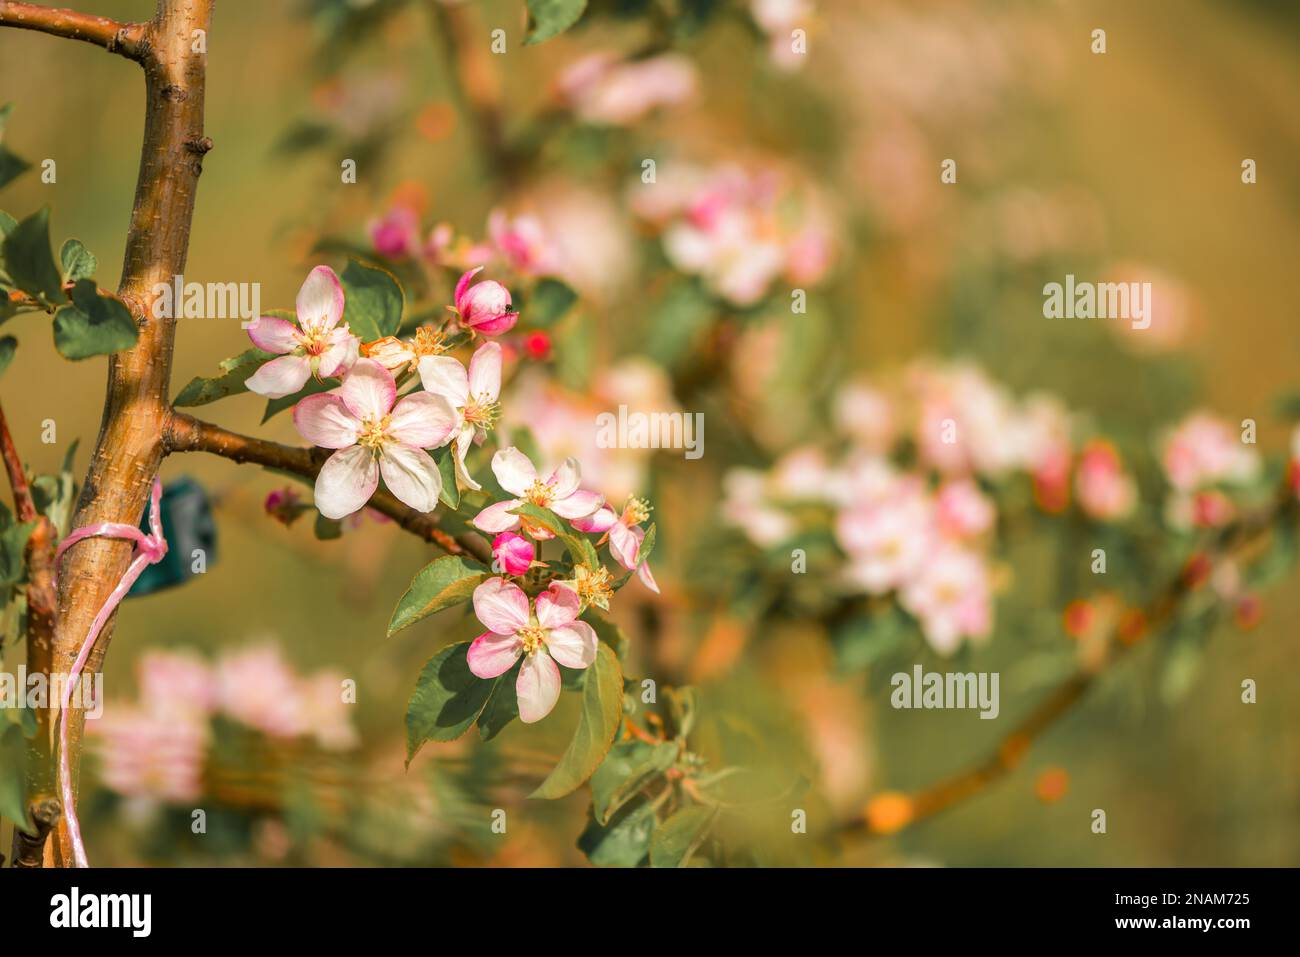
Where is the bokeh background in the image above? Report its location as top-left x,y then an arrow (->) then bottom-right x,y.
1,0 -> 1298,865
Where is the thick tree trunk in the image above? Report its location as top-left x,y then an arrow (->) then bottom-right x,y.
45,0 -> 214,866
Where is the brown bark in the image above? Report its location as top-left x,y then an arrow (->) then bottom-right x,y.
0,1 -> 145,56
163,412 -> 492,562
40,0 -> 215,866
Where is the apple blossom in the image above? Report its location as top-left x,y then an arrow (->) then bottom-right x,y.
899,546 -> 993,655
467,578 -> 598,723
934,478 -> 996,539
359,326 -> 448,375
472,447 -> 604,537
418,341 -> 502,491
557,51 -> 698,126
572,496 -> 659,593
488,209 -> 560,276
294,358 -> 457,519
560,562 -> 616,612
1075,440 -> 1137,522
492,531 -> 535,577
245,265 -> 360,399
836,484 -> 936,595
90,708 -> 209,802
368,205 -> 421,259
451,266 -> 518,336
1161,412 -> 1260,491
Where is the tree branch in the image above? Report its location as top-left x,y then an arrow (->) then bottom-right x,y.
163,411 -> 492,563
0,2 -> 146,59
0,401 -> 60,867
46,0 -> 215,867
843,484 -> 1297,840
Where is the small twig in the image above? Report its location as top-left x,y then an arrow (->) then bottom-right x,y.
843,483 -> 1298,839
0,1 -> 146,59
163,411 -> 492,563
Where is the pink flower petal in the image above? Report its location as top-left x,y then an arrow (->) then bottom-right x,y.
294,393 -> 361,449
636,561 -> 660,593
544,621 -> 597,670
473,577 -> 531,635
388,392 -> 458,449
454,266 -> 483,309
338,358 -> 396,420
516,650 -> 562,723
314,445 -> 379,519
472,498 -> 522,534
572,506 -> 617,534
417,355 -> 470,406
467,631 -> 523,679
607,521 -> 641,570
378,444 -> 443,513
246,316 -> 299,354
245,354 -> 312,399
467,341 -> 502,401
317,334 -> 359,378
551,489 -> 603,520
297,265 -> 345,332
491,447 -> 538,497
548,458 -> 581,499
466,311 -> 518,336
535,582 -> 580,629
453,427 -> 482,491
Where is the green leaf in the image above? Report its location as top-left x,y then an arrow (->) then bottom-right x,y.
577,798 -> 657,866
52,280 -> 138,359
174,347 -> 274,406
434,447 -> 459,510
58,239 -> 97,284
340,259 -> 403,340
590,739 -> 678,824
582,611 -> 628,662
313,513 -> 342,540
527,278 -> 578,327
0,104 -> 31,191
531,641 -> 624,799
477,660 -> 522,741
649,805 -> 717,868
30,440 -> 78,538
664,686 -> 698,737
387,554 -> 490,636
0,334 -> 15,377
0,723 -> 33,835
0,519 -> 37,587
525,0 -> 588,44
3,208 -> 65,305
510,501 -> 600,568
405,641 -> 495,763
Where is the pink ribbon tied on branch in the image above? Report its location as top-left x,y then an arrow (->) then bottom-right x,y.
53,477 -> 168,867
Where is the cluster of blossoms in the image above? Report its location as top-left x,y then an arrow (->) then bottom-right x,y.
242,265 -> 659,723
630,161 -> 837,306
1159,412 -> 1261,529
89,646 -> 357,803
718,361 -> 1272,655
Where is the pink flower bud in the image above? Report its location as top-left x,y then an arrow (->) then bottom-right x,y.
454,267 -> 519,336
368,206 -> 420,260
492,532 -> 534,576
